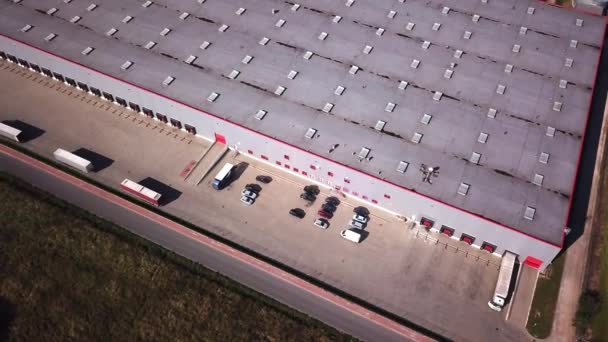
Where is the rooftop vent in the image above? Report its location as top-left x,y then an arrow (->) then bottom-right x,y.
396,161 -> 409,173
444,69 -> 453,79
432,23 -> 441,31
385,102 -> 396,112
349,65 -> 360,74
184,55 -> 197,64
470,152 -> 481,164
524,206 -> 536,220
442,7 -> 450,14
106,28 -> 118,37
199,41 -> 210,50
291,4 -> 300,11
145,41 -> 157,49
218,24 -> 229,32
254,110 -> 267,120
539,152 -> 550,164
333,15 -> 342,23
570,40 -> 578,48
463,31 -> 472,40
81,47 -> 94,55
227,70 -> 240,79
47,8 -> 58,15
565,58 -> 573,68
527,7 -> 535,15
553,101 -> 563,112
303,51 -> 313,60
318,32 -> 328,40
345,0 -> 355,7
305,128 -> 317,139
44,33 -> 57,42
533,174 -> 544,186
376,28 -> 385,36
412,132 -> 423,144
520,26 -> 528,35
512,44 -> 521,53
142,1 -> 152,7
363,45 -> 373,54
287,70 -> 298,80
478,132 -> 489,144
274,86 -> 286,96
472,14 -> 480,22
20,24 -> 32,33
559,79 -> 568,89
505,64 -> 514,73
122,15 -> 133,23
388,10 -> 396,19
323,103 -> 334,113
160,28 -> 171,36
454,50 -> 463,58
433,91 -> 443,101
259,37 -> 270,45
207,92 -> 219,102
546,126 -> 556,137
422,41 -> 431,49
179,12 -> 190,20
87,4 -> 98,11
242,55 -> 253,64
496,84 -> 506,95
398,81 -> 409,90
406,22 -> 415,31
70,16 -> 81,23
358,147 -> 370,159
458,182 -> 470,196
421,113 -> 432,125
236,7 -> 246,15
162,76 -> 175,87
375,120 -> 386,131
275,19 -> 286,28
487,108 -> 497,118
120,60 -> 133,70
576,18 -> 584,27
411,59 -> 420,69
334,85 -> 345,95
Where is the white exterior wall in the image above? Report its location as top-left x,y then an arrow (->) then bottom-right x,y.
1,35 -> 561,270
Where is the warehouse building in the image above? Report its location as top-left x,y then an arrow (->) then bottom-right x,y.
1,0 -> 605,270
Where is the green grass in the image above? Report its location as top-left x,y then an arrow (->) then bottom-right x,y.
0,172 -> 356,342
526,252 -> 567,339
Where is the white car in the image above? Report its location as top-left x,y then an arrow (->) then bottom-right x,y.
313,218 -> 329,229
352,214 -> 368,224
241,189 -> 258,199
240,195 -> 255,205
349,219 -> 365,229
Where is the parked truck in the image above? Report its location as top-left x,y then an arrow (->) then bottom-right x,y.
212,163 -> 234,190
488,251 -> 517,312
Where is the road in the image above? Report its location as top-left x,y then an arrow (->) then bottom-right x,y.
0,144 -> 437,342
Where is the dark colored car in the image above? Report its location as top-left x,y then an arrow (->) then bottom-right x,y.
325,196 -> 340,206
300,192 -> 316,202
289,208 -> 306,218
321,203 -> 337,213
317,209 -> 333,219
303,185 -> 320,196
245,183 -> 262,193
353,206 -> 370,217
256,175 -> 272,184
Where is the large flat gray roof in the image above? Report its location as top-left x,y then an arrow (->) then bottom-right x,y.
0,0 -> 605,245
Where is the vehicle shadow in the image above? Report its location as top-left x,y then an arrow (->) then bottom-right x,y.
359,230 -> 371,243
71,148 -> 114,172
231,162 -> 249,182
138,177 -> 182,206
1,120 -> 45,142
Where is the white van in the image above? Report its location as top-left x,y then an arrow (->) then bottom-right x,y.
340,228 -> 363,243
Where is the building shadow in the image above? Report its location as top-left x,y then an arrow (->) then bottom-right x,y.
0,296 -> 16,342
71,148 -> 114,172
138,177 -> 182,206
1,120 -> 45,143
231,162 -> 249,182
564,29 -> 608,250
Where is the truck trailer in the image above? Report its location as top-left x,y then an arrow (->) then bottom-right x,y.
488,251 -> 517,312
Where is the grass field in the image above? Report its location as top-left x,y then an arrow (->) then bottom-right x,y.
0,172 -> 356,342
591,197 -> 608,341
526,252 -> 566,339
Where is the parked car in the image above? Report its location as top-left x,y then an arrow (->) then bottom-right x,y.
303,185 -> 320,196
353,214 -> 368,224
289,208 -> 306,218
241,189 -> 258,199
300,192 -> 316,202
313,218 -> 330,229
321,203 -> 337,213
353,206 -> 370,216
341,228 -> 364,243
256,175 -> 272,184
325,196 -> 340,206
349,219 -> 365,229
317,209 -> 333,219
245,183 -> 262,193
240,195 -> 255,206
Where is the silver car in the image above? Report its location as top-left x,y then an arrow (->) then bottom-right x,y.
240,195 -> 255,206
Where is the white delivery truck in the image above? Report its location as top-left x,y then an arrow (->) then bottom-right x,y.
212,163 -> 234,190
53,148 -> 93,173
488,251 -> 517,312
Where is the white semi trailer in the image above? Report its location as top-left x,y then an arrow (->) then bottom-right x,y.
488,251 -> 517,312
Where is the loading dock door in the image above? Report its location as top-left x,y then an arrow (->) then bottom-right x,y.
215,133 -> 226,144
524,256 -> 543,269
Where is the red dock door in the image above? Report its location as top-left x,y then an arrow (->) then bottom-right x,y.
214,133 -> 226,144
524,256 -> 543,269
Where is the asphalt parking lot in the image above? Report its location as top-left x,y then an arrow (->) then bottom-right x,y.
0,59 -> 533,342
